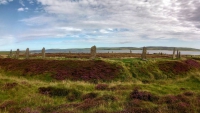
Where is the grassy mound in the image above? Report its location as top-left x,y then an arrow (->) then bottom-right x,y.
0,58 -> 131,82
116,58 -> 200,81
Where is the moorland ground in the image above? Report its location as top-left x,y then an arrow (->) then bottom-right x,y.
0,53 -> 200,113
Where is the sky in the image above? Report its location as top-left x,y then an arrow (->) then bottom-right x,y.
1,0 -> 200,51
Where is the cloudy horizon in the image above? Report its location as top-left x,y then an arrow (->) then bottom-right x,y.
1,0 -> 200,51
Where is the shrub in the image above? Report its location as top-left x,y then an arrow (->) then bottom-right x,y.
3,82 -> 18,90
76,99 -> 102,111
185,59 -> 200,69
95,84 -> 109,90
81,92 -> 98,100
0,100 -> 16,110
97,94 -> 117,101
129,88 -> 158,102
183,91 -> 194,96
19,107 -> 41,113
38,86 -> 81,99
0,59 -> 123,82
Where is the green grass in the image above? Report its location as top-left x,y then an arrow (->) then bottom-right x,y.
0,58 -> 200,112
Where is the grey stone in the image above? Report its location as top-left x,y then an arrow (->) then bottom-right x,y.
141,47 -> 147,60
176,50 -> 179,58
42,47 -> 45,59
90,45 -> 96,59
172,48 -> 176,59
25,48 -> 29,59
178,51 -> 181,59
9,49 -> 13,58
16,49 -> 20,59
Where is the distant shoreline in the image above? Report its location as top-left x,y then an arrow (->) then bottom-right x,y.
0,46 -> 200,52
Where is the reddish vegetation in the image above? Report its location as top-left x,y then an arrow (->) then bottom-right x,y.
0,100 -> 16,110
129,88 -> 158,102
2,82 -> 18,90
95,84 -> 109,90
81,92 -> 98,100
0,58 -> 122,82
160,94 -> 193,113
158,59 -> 200,75
185,59 -> 200,69
29,53 -> 173,58
122,89 -> 198,113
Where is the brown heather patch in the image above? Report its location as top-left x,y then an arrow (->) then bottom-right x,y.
158,59 -> 200,75
95,84 -> 109,90
81,92 -> 98,100
19,107 -> 41,113
0,100 -> 16,110
129,88 -> 159,102
0,58 -> 122,82
2,82 -> 18,90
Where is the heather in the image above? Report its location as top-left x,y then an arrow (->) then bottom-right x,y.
0,58 -> 129,82
0,57 -> 200,113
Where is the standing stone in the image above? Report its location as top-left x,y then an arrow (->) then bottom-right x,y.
25,48 -> 29,59
130,50 -> 132,53
9,49 -> 13,58
172,48 -> 176,59
176,50 -> 179,58
42,47 -> 45,59
90,45 -> 96,59
178,52 -> 181,59
16,49 -> 20,59
141,47 -> 147,60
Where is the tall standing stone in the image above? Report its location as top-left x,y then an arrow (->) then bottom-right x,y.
42,47 -> 45,59
172,48 -> 176,59
25,48 -> 29,59
178,51 -> 181,59
9,49 -> 13,58
90,45 -> 96,59
176,50 -> 179,58
16,49 -> 20,59
130,50 -> 132,53
141,47 -> 147,60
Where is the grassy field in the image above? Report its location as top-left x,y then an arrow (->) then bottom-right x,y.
0,57 -> 200,113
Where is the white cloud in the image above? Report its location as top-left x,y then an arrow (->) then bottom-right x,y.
18,7 -> 24,11
20,15 -> 56,25
27,0 -> 34,4
19,0 -> 25,6
16,0 -> 200,45
17,7 -> 29,12
0,0 -> 13,5
0,35 -> 15,46
57,27 -> 82,32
